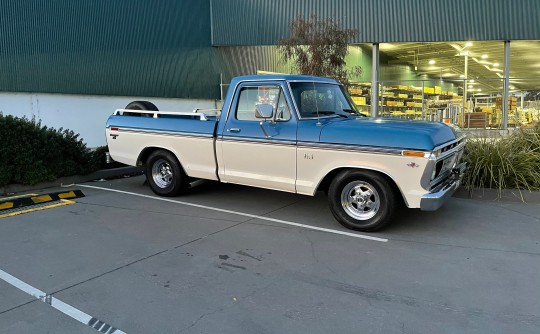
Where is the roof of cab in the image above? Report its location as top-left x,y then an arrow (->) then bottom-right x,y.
230,74 -> 340,85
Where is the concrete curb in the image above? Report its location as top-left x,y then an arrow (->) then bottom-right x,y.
1,166 -> 144,196
453,187 -> 540,204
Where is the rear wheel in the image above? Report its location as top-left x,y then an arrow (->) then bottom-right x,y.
328,170 -> 397,232
146,150 -> 187,196
125,101 -> 158,111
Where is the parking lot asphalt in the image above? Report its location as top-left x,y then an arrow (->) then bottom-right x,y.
0,175 -> 539,334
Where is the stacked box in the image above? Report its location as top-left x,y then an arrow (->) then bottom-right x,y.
398,93 -> 408,98
434,86 -> 442,94
352,96 -> 367,105
406,102 -> 416,107
424,87 -> 435,94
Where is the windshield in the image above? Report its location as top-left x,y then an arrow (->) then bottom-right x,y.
289,82 -> 360,118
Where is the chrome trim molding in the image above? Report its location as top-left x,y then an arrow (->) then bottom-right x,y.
297,142 -> 404,156
109,127 -> 214,139
219,136 -> 297,146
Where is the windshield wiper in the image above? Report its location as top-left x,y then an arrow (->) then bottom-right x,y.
343,109 -> 366,117
310,111 -> 349,118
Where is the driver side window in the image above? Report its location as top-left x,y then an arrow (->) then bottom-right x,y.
235,86 -> 291,122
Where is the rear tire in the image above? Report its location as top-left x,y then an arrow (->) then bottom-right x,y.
146,150 -> 188,197
125,101 -> 158,111
328,170 -> 397,232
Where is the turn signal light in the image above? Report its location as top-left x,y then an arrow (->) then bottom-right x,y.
403,151 -> 425,157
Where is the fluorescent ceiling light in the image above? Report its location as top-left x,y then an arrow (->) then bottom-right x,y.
469,79 -> 475,83
465,42 -> 473,47
459,74 -> 465,78
477,89 -> 482,92
493,63 -> 500,67
481,54 -> 488,59
428,59 -> 436,65
468,85 -> 474,88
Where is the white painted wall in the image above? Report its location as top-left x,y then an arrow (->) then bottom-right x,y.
0,92 -> 217,147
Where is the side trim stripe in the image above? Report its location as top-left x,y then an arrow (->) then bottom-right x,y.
109,127 -> 214,139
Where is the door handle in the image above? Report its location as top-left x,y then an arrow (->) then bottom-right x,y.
227,128 -> 241,133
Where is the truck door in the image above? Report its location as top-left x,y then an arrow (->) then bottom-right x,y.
218,82 -> 297,192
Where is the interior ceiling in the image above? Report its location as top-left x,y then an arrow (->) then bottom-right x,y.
379,40 -> 540,93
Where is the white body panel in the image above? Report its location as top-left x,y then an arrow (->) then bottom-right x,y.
106,129 -> 218,181
218,140 -> 296,192
296,147 -> 428,207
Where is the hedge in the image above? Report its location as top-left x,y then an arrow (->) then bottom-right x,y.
0,114 -> 104,186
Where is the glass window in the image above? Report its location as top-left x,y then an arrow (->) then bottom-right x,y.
290,82 -> 358,118
275,90 -> 291,121
235,86 -> 285,121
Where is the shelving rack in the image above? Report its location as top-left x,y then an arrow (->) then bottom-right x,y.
347,80 -> 462,122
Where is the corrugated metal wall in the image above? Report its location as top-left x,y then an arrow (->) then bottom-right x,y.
211,0 -> 540,45
0,0 -> 219,98
1,1 -> 539,99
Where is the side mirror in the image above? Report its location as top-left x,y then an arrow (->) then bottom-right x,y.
255,104 -> 274,119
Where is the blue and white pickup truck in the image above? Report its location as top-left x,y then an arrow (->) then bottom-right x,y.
106,75 -> 466,231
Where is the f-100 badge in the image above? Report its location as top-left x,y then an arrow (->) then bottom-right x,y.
407,162 -> 420,168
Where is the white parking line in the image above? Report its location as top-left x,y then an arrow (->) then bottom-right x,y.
0,269 -> 126,334
77,184 -> 388,243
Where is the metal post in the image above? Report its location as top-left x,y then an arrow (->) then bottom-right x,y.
421,81 -> 425,119
502,40 -> 510,130
371,43 -> 380,117
463,54 -> 468,113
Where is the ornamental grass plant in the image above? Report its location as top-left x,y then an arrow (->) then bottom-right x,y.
462,123 -> 540,196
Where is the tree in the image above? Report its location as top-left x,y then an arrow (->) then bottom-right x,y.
278,15 -> 361,84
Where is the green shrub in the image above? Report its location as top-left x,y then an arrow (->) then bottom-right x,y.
463,123 -> 540,194
0,114 -> 101,186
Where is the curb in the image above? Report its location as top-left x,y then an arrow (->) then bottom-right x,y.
0,166 -> 144,196
453,187 -> 540,204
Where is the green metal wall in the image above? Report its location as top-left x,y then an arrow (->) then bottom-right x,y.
211,0 -> 540,45
1,1 -> 539,99
0,0 -> 219,98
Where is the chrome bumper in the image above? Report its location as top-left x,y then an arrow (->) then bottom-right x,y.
420,162 -> 466,211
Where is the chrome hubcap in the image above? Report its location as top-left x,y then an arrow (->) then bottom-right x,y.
341,181 -> 380,220
152,159 -> 173,188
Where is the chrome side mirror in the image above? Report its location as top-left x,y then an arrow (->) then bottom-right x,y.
255,104 -> 274,119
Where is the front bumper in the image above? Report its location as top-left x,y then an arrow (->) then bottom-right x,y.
420,162 -> 466,211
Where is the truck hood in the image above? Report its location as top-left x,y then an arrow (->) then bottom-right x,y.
319,117 -> 457,151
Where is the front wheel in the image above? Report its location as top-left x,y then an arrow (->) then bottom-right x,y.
146,150 -> 187,196
328,170 -> 397,232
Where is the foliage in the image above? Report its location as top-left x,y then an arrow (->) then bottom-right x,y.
0,114 -> 103,186
278,15 -> 361,85
462,123 -> 540,195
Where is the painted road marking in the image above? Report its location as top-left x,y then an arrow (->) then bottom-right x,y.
0,269 -> 126,334
77,184 -> 388,243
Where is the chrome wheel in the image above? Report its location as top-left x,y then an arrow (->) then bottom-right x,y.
340,181 -> 381,220
151,159 -> 174,188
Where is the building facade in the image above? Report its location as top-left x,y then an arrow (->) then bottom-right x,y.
1,0 -> 539,145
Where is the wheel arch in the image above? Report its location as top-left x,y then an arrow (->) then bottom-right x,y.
137,146 -> 188,175
316,167 -> 408,207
